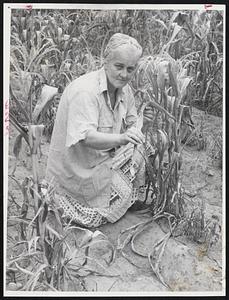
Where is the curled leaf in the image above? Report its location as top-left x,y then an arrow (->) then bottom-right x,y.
32,84 -> 58,123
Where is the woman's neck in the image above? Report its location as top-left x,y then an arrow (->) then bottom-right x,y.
106,81 -> 117,110
107,79 -> 117,96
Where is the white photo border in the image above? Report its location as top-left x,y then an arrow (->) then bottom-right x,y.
3,3 -> 226,297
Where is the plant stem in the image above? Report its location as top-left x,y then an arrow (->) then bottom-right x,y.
28,124 -> 40,236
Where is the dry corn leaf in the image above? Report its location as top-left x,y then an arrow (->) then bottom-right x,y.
148,232 -> 171,289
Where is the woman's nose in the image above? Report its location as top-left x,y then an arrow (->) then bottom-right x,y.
119,68 -> 128,79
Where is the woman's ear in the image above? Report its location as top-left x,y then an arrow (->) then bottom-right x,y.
103,59 -> 108,71
103,51 -> 113,67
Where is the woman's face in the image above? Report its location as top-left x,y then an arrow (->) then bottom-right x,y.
104,44 -> 141,91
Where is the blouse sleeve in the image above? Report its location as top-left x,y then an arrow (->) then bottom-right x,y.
65,90 -> 99,147
125,85 -> 138,129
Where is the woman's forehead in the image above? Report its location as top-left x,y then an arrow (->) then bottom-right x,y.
108,44 -> 141,65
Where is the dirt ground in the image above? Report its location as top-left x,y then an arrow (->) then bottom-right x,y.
6,107 -> 224,293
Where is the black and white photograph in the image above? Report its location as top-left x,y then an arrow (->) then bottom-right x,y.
3,3 -> 225,296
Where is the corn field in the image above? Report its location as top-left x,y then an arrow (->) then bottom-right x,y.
6,7 -> 223,293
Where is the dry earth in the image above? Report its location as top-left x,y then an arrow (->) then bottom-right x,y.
6,108 -> 224,293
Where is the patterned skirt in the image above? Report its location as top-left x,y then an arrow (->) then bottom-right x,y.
42,143 -> 154,228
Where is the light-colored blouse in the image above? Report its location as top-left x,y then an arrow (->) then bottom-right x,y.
45,67 -> 137,209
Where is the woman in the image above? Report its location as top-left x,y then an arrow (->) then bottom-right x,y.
44,33 -> 155,227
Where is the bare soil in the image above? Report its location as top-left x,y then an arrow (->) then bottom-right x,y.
6,108 -> 223,293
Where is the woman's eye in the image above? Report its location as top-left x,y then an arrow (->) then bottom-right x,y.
127,67 -> 135,73
115,65 -> 123,70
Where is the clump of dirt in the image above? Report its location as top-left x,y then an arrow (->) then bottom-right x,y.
6,108 -> 223,293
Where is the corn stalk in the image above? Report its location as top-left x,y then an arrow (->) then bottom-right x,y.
124,53 -> 194,288
132,53 -> 193,217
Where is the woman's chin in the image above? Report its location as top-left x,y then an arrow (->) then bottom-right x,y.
107,79 -> 128,91
115,80 -> 128,88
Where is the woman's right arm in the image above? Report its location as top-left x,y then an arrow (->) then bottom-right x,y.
82,127 -> 144,150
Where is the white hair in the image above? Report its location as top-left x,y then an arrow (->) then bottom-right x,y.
104,33 -> 142,61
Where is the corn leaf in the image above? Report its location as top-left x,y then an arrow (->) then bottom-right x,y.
161,23 -> 183,53
32,84 -> 58,123
9,85 -> 30,123
27,236 -> 40,255
25,264 -> 47,291
148,232 -> 171,289
147,97 -> 176,121
14,262 -> 34,276
13,134 -> 23,159
168,62 -> 179,98
10,70 -> 33,103
29,125 -> 44,154
9,112 -> 29,144
151,16 -> 168,30
45,210 -> 64,237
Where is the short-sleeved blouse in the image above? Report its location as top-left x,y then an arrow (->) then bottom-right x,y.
45,67 -> 137,209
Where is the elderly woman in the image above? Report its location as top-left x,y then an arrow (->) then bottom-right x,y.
44,33 -> 155,228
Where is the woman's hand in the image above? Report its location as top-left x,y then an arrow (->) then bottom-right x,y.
120,127 -> 145,145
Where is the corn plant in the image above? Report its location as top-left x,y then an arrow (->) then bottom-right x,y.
7,181 -> 116,291
8,64 -> 116,293
10,70 -> 58,172
139,10 -> 223,115
133,52 -> 194,216
207,131 -> 222,168
9,72 -> 58,270
185,10 -> 223,115
8,65 -> 115,292
120,30 -> 221,285
115,51 -> 195,288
